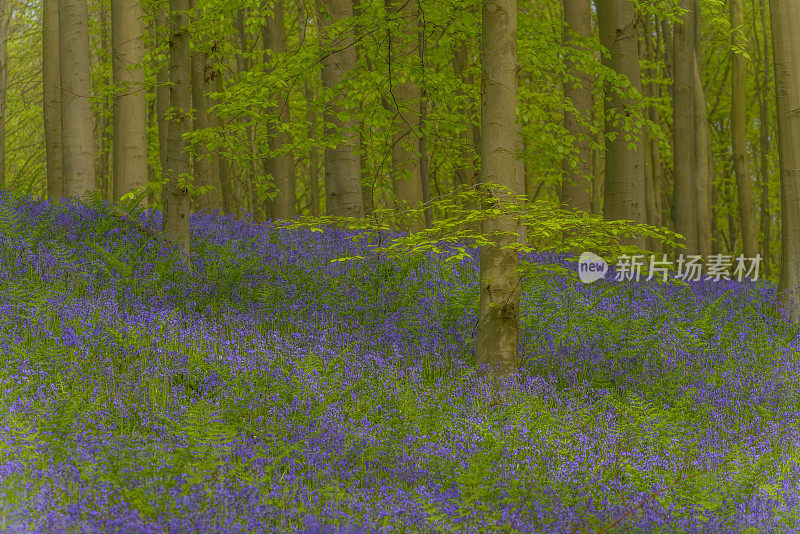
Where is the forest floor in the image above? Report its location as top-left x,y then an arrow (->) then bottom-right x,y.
0,194 -> 798,533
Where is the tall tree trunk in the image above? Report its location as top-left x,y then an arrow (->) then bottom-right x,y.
317,0 -> 364,218
672,0 -> 697,254
111,0 -> 148,207
190,2 -> 221,213
262,0 -> 296,220
44,0 -> 63,199
731,0 -> 760,259
477,0 -> 520,379
163,0 -> 192,267
758,0 -> 771,276
388,0 -> 422,229
155,13 -> 170,207
693,52 -> 713,258
596,0 -> 645,247
59,0 -> 96,199
771,0 -> 800,320
561,0 -> 592,211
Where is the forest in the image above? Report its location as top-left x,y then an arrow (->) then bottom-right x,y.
0,0 -> 799,531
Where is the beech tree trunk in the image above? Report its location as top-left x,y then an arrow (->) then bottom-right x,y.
317,0 -> 364,218
731,0 -> 760,260
44,0 -> 63,199
596,0 -> 645,248
262,0 -> 296,220
694,53 -> 712,258
758,0 -> 771,276
111,0 -> 148,207
154,13 -> 170,206
59,0 -> 96,199
476,0 -> 520,379
163,0 -> 192,267
388,0 -> 422,229
771,0 -> 800,321
561,0 -> 592,212
672,0 -> 697,254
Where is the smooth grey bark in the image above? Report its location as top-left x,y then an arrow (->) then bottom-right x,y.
163,0 -> 192,267
388,0 -> 423,229
317,0 -> 364,218
59,0 -> 96,199
262,0 -> 296,220
758,0 -> 771,276
731,0 -> 759,260
111,0 -> 148,207
155,13 -> 170,206
596,0 -> 646,247
476,0 -> 521,379
771,0 -> 800,321
44,0 -> 63,199
693,52 -> 712,258
561,0 -> 592,211
672,0 -> 697,254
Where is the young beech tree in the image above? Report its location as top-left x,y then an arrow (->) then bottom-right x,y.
772,0 -> 800,322
476,0 -> 521,379
111,0 -> 147,206
59,0 -> 96,199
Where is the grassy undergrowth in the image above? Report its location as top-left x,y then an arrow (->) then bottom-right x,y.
0,193 -> 799,533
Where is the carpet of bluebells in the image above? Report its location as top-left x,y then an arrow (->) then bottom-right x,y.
0,193 -> 800,533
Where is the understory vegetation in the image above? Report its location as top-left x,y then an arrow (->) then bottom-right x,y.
1,193 -> 799,533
